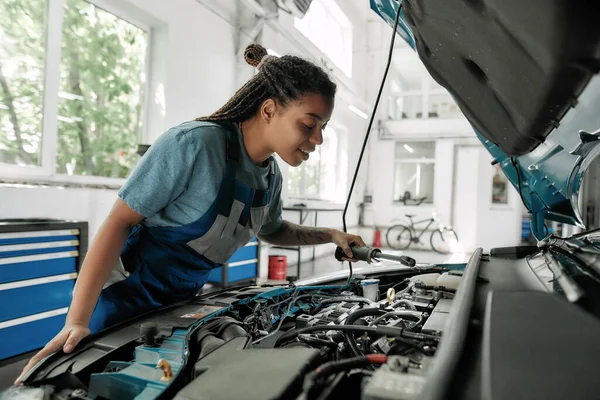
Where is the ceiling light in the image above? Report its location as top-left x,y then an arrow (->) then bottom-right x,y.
267,48 -> 281,57
403,144 -> 414,153
349,104 -> 368,119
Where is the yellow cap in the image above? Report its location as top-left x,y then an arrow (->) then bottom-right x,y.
387,288 -> 396,304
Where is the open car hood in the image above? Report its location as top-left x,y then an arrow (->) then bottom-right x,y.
371,0 -> 600,240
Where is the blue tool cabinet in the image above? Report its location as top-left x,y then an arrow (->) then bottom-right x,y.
0,219 -> 88,361
207,238 -> 259,287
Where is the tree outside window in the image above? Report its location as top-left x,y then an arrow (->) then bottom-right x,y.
0,0 -> 148,179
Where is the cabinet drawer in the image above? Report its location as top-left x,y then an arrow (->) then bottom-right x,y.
228,261 -> 257,282
0,273 -> 76,322
0,251 -> 78,283
208,259 -> 257,284
0,241 -> 79,258
228,242 -> 258,264
0,308 -> 68,360
0,229 -> 79,245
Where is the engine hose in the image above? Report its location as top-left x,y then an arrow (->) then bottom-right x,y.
311,296 -> 376,315
368,311 -> 423,329
344,308 -> 388,357
392,300 -> 417,311
274,324 -> 403,348
304,354 -> 387,400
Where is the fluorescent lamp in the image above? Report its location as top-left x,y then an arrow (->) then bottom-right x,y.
403,144 -> 414,153
349,104 -> 368,119
267,48 -> 281,57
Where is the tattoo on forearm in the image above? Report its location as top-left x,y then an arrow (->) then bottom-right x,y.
277,220 -> 331,245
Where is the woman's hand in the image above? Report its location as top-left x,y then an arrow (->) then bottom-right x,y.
15,323 -> 90,385
330,230 -> 366,262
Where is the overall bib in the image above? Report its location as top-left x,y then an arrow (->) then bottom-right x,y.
88,129 -> 275,333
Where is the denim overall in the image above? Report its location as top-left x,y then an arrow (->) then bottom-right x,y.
88,129 -> 275,333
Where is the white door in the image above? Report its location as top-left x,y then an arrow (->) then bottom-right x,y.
452,146 -> 479,252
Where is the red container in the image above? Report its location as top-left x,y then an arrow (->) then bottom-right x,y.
268,255 -> 287,280
373,228 -> 382,248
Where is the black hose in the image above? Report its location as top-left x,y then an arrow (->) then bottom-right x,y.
344,308 -> 388,356
368,311 -> 423,330
311,296 -> 375,315
304,355 -> 387,400
274,324 -> 403,348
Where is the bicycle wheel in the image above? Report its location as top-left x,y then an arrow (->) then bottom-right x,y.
430,228 -> 459,254
386,225 -> 412,250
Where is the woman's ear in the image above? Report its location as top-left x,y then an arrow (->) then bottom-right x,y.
260,99 -> 277,123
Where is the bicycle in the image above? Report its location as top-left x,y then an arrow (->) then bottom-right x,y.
385,213 -> 459,254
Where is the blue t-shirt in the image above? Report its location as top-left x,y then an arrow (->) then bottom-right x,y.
118,120 -> 283,236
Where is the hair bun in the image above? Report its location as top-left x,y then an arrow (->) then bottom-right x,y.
244,44 -> 269,68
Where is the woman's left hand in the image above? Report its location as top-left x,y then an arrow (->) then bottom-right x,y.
330,230 -> 366,262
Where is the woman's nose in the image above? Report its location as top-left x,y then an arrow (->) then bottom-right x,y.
310,129 -> 323,145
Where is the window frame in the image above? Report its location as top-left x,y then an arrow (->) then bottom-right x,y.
392,141 -> 436,204
0,0 -> 152,187
293,0 -> 353,78
288,122 -> 348,204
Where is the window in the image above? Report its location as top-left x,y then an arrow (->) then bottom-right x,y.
388,49 -> 463,120
288,125 -> 348,202
0,0 -> 48,167
0,0 -> 148,182
393,142 -> 435,204
294,0 -> 353,77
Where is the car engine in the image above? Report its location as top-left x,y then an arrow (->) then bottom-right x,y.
4,270 -> 461,400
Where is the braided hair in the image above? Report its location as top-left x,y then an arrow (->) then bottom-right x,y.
196,44 -> 336,123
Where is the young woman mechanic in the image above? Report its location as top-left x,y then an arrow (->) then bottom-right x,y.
16,44 -> 365,383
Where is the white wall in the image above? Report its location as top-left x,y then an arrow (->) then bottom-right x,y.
474,149 -> 523,252
363,130 -> 523,253
1,185 -> 119,239
363,135 -> 461,239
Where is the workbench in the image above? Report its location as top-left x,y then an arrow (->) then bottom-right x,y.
270,206 -> 343,278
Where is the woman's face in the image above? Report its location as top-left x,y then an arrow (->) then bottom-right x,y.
264,94 -> 334,167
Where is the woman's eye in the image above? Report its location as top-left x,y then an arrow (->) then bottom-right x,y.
302,124 -> 314,132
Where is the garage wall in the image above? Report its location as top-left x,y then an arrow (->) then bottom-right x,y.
364,133 -> 523,253
474,149 -> 523,252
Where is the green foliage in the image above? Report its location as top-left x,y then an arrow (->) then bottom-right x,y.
0,0 -> 147,178
0,0 -> 47,165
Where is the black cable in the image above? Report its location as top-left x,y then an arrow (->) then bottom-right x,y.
511,157 -> 528,211
341,1 -> 403,284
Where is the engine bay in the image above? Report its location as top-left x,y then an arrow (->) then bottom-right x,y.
6,268 -> 463,400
